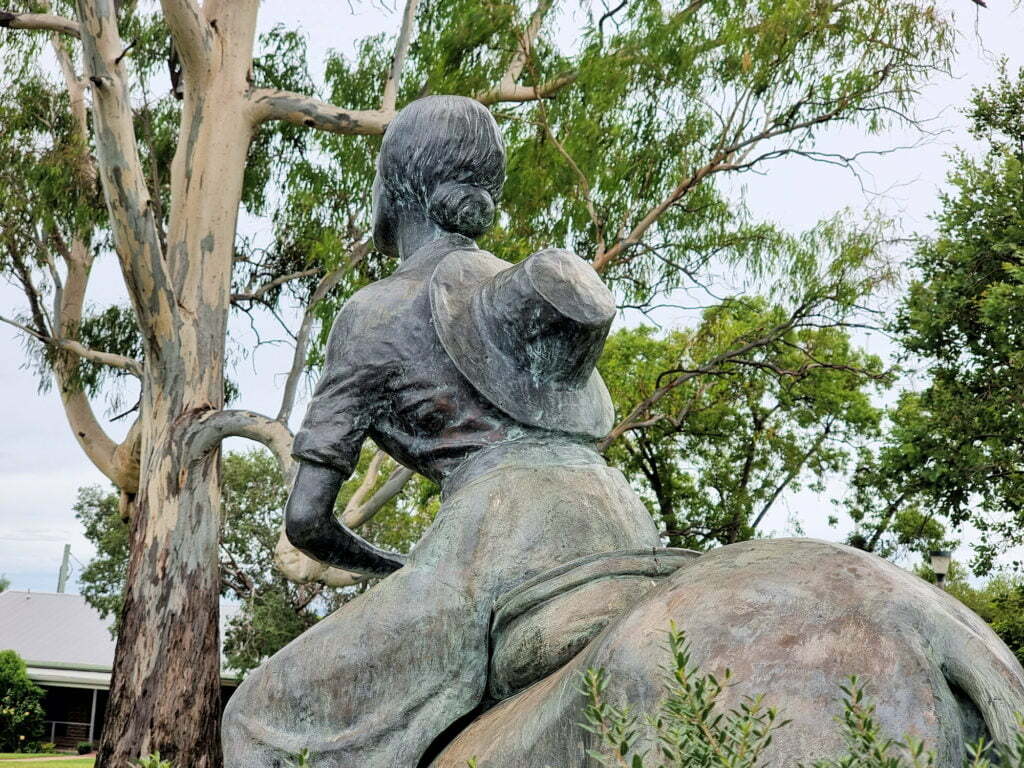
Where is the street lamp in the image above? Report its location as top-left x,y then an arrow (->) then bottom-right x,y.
929,550 -> 952,589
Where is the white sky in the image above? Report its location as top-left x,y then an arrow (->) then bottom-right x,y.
1,0 -> 1022,593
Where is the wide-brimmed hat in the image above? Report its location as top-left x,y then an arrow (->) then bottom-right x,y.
430,247 -> 616,438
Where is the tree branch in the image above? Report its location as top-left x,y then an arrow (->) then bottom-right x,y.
591,92 -> 858,273
185,408 -> 295,476
504,0 -> 548,90
342,450 -> 386,519
248,89 -> 393,135
183,409 -> 371,588
598,304 -> 813,450
75,0 -> 173,339
343,465 -> 415,529
381,0 -> 420,113
476,72 -> 577,106
231,268 -> 320,304
0,10 -> 80,37
0,315 -> 144,376
158,0 -> 212,77
750,419 -> 835,532
277,241 -> 370,424
476,0 -> 560,106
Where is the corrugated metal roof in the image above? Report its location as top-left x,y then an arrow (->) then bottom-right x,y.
0,591 -> 116,669
0,591 -> 240,681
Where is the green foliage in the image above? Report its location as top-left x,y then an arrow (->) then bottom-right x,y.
0,650 -> 45,752
75,447 -> 437,673
135,752 -> 173,768
582,623 -> 786,766
288,0 -> 954,364
1,1 -> 957,553
0,575 -> 9,592
395,0 -> 952,306
806,680 -> 1024,768
848,66 -> 1024,573
600,296 -> 886,548
581,629 -> 1024,768
76,742 -> 93,755
74,486 -> 130,632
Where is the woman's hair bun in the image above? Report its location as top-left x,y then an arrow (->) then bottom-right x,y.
428,181 -> 495,238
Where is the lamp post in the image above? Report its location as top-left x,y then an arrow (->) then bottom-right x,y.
929,550 -> 952,589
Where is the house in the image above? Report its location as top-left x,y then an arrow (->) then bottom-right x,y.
0,590 -> 239,750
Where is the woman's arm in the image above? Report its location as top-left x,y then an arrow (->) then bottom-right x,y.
285,461 -> 407,578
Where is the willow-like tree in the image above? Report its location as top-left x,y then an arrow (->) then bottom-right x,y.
0,0 -> 950,764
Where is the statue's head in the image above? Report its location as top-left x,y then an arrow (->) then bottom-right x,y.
372,95 -> 506,257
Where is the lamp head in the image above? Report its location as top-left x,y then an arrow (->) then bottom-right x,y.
929,550 -> 952,588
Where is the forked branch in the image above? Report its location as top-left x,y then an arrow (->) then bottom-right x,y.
158,0 -> 212,75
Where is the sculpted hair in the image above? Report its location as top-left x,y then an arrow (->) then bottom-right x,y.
378,95 -> 505,238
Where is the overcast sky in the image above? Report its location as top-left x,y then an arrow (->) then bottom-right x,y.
1,0 -> 1022,594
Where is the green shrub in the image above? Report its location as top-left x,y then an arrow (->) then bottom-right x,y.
581,622 -> 786,767
136,752 -> 173,768
582,625 -> 1024,768
0,649 -> 45,752
77,740 -> 94,754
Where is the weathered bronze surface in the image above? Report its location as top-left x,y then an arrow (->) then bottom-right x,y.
222,94 -> 661,766
222,96 -> 1024,767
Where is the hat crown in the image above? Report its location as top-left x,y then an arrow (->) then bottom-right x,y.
472,249 -> 615,388
430,247 -> 617,438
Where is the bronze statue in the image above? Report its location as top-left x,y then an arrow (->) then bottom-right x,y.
223,96 -> 1024,768
223,94 -> 661,765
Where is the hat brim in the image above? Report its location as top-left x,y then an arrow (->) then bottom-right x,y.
430,250 -> 615,439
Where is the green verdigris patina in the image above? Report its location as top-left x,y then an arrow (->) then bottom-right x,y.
222,95 -> 1024,767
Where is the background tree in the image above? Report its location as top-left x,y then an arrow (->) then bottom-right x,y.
0,575 -> 9,592
0,0 -> 951,762
0,650 -> 45,752
600,295 -> 888,549
75,447 -> 438,674
846,67 -> 1024,573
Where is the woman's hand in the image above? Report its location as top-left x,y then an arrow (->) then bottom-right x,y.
285,461 -> 407,578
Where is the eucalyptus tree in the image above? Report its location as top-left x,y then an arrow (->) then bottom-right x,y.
0,0 -> 951,764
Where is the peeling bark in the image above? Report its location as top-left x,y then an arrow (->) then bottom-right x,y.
90,2 -> 263,766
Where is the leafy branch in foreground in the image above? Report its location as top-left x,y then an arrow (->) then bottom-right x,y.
581,622 -> 786,767
581,625 -> 1024,768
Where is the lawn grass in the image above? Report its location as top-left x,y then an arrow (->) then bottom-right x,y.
0,758 -> 94,766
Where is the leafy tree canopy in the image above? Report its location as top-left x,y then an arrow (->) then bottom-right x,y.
847,67 -> 1024,573
75,447 -> 438,674
601,295 -> 887,548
